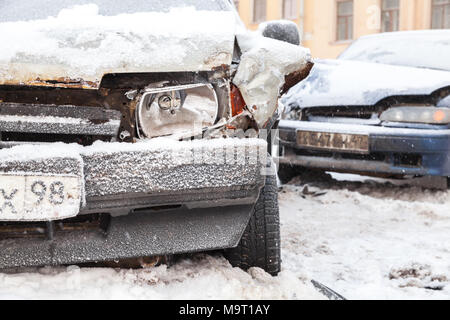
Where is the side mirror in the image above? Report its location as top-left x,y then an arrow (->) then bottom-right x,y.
259,20 -> 301,46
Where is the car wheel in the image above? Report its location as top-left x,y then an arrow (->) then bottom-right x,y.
224,173 -> 281,276
278,163 -> 301,184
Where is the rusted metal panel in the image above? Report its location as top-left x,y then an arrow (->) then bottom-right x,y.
0,63 -> 101,89
281,61 -> 314,95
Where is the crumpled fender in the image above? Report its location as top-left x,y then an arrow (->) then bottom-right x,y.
232,33 -> 313,128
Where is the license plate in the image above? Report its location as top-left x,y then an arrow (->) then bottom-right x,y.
0,174 -> 81,221
297,130 -> 369,153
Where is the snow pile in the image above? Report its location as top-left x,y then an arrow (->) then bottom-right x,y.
0,255 -> 324,300
0,138 -> 267,166
0,143 -> 82,162
389,263 -> 449,291
280,174 -> 450,299
82,136 -> 265,156
0,4 -> 235,84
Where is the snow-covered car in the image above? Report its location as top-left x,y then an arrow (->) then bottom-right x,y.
278,30 -> 450,183
0,1 -> 312,273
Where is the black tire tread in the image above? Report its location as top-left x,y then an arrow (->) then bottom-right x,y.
225,174 -> 281,276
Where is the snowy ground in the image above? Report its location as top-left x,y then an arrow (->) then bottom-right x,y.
280,172 -> 450,300
0,172 -> 449,300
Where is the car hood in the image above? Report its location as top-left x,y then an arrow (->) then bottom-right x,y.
0,5 -> 236,89
282,59 -> 450,109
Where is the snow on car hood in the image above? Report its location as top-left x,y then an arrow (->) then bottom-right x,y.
282,59 -> 450,109
0,4 -> 236,88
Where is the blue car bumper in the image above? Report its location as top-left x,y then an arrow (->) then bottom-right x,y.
278,120 -> 450,177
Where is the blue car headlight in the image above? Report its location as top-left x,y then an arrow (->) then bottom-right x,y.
380,107 -> 450,125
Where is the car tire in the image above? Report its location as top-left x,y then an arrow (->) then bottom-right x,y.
224,173 -> 281,276
278,163 -> 301,184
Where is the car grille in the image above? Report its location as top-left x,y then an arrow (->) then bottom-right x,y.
0,102 -> 122,147
304,106 -> 385,120
0,213 -> 110,240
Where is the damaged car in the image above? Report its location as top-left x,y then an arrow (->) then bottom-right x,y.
278,30 -> 450,184
0,0 -> 312,274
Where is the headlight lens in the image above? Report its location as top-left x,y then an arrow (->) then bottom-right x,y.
380,107 -> 450,124
137,84 -> 218,138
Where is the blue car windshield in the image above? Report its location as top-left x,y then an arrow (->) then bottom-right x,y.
339,31 -> 450,72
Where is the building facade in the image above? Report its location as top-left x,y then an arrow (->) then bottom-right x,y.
234,0 -> 450,58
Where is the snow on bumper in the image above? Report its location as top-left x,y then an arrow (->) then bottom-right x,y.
0,138 -> 267,221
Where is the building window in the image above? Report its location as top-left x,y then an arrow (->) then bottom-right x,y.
381,0 -> 400,32
283,0 -> 298,20
336,0 -> 353,41
432,0 -> 450,29
253,0 -> 267,23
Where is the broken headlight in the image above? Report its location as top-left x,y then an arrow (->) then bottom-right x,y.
136,84 -> 218,138
380,107 -> 450,125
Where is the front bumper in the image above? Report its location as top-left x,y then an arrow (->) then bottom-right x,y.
278,120 -> 450,176
0,204 -> 255,269
0,138 -> 267,268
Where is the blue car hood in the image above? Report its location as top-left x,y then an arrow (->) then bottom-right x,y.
282,59 -> 450,109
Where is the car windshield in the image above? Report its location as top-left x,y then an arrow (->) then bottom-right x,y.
0,0 -> 232,22
338,31 -> 450,72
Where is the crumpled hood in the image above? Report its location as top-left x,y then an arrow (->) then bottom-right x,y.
234,33 -> 312,127
282,59 -> 450,109
0,5 -> 236,88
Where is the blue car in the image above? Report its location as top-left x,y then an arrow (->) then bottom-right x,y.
278,30 -> 450,183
